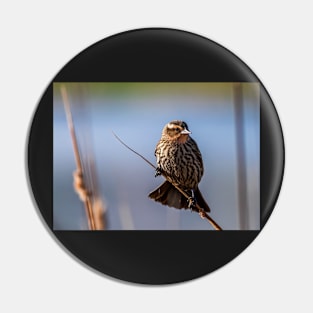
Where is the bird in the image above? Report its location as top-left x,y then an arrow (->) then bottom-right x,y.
148,120 -> 211,212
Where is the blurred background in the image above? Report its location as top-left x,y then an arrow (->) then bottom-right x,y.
53,83 -> 259,230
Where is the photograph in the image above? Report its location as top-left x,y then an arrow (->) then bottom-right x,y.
53,82 -> 260,230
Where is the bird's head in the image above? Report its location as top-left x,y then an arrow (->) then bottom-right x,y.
162,120 -> 191,143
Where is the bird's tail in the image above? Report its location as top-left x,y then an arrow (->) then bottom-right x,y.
148,181 -> 210,212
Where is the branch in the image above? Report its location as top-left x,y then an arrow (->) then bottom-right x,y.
112,131 -> 222,230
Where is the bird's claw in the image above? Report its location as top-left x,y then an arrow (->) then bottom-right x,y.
187,196 -> 196,210
155,167 -> 162,177
187,189 -> 196,210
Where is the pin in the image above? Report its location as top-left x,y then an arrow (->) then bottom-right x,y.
27,28 -> 284,284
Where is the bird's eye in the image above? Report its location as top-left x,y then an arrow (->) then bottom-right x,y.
175,128 -> 180,131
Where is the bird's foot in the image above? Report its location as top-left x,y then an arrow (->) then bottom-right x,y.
187,197 -> 196,209
155,167 -> 162,177
187,189 -> 196,210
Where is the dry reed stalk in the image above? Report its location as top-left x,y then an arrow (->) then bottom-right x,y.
112,132 -> 223,230
233,83 -> 249,230
60,85 -> 96,230
93,197 -> 106,230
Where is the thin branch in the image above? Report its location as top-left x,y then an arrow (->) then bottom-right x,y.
60,85 -> 96,230
112,131 -> 156,168
112,131 -> 222,230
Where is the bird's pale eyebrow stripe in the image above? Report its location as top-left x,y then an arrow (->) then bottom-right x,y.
167,123 -> 180,129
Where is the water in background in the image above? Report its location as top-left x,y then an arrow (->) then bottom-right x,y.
53,83 -> 260,230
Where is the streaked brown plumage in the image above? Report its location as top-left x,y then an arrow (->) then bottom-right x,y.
149,120 -> 210,212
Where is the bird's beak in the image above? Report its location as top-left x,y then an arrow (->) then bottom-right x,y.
180,128 -> 191,135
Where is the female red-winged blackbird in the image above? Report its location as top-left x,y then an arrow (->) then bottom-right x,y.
149,120 -> 211,212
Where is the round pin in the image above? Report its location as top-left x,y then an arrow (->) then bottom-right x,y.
27,28 -> 284,284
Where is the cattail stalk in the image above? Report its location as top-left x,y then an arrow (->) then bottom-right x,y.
233,83 -> 249,230
60,85 -> 96,230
